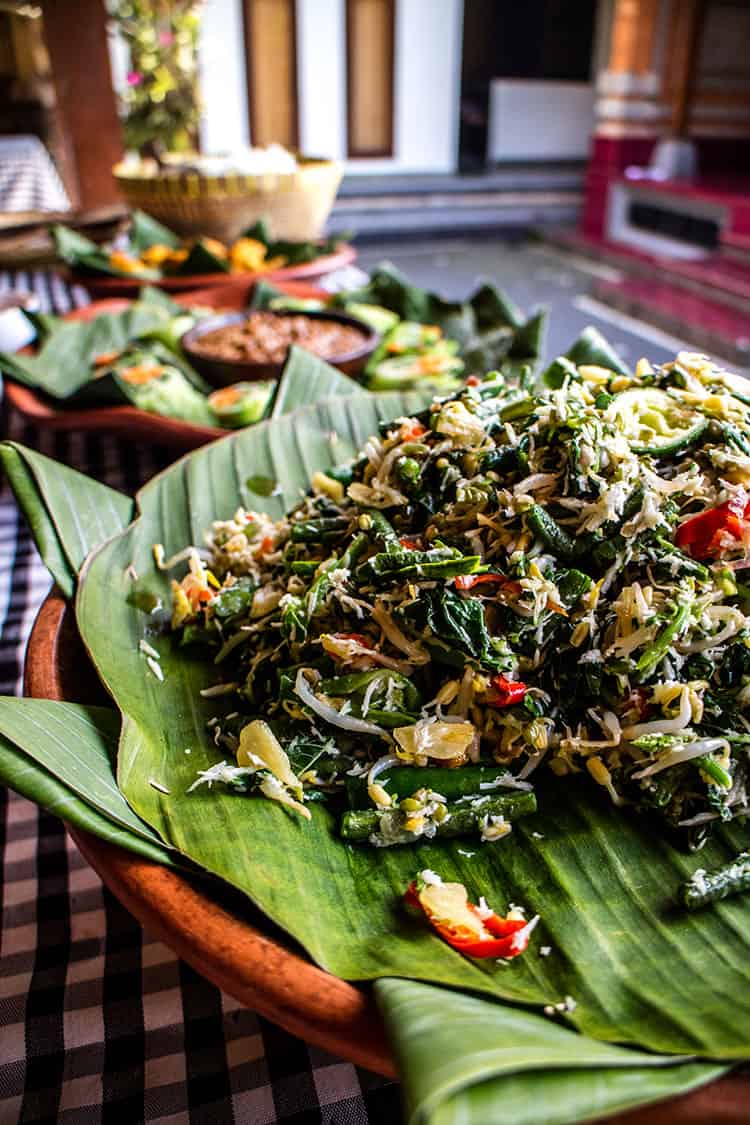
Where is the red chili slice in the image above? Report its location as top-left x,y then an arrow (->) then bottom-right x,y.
399,420 -> 428,442
454,573 -> 522,595
405,881 -> 532,959
675,498 -> 750,560
487,675 -> 527,707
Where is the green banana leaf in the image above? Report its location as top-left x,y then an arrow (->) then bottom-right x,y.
270,343 -> 367,418
0,442 -> 133,599
331,263 -> 545,374
0,294 -> 203,400
73,393 -> 750,1062
543,326 -> 630,387
0,698 -> 176,853
52,223 -> 159,280
377,979 -> 726,1125
173,239 -> 231,276
0,693 -> 726,1124
128,209 -> 181,252
241,218 -> 346,266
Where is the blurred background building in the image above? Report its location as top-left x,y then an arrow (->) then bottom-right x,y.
1,0 -> 749,362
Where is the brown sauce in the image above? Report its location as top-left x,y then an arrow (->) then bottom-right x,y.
191,312 -> 366,365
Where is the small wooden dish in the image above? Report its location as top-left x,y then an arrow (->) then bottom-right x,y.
182,308 -> 377,386
67,244 -> 357,300
3,280 -> 331,449
22,590 -> 749,1122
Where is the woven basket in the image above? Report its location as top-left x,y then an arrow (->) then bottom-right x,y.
113,157 -> 343,244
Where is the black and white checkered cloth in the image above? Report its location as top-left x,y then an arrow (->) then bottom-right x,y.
0,137 -> 70,215
0,269 -> 400,1124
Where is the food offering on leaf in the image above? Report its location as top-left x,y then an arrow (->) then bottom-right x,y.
161,347 -> 750,875
53,211 -> 347,281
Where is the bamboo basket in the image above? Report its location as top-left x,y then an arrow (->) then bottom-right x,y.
113,157 -> 343,244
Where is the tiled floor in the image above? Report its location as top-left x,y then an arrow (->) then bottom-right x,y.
355,234 -> 748,372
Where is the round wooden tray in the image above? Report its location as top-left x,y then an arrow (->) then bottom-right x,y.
68,244 -> 357,300
23,591 -> 749,1120
4,278 -> 332,449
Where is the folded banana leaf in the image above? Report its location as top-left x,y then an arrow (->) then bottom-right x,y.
52,222 -> 159,280
0,288 -> 206,401
67,393 -> 750,1063
128,209 -> 182,252
543,326 -> 630,387
377,979 -> 726,1125
270,343 -> 367,417
0,443 -> 133,598
242,218 -> 346,266
331,263 -> 545,374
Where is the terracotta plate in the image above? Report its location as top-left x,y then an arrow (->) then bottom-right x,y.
3,279 -> 333,449
67,244 -> 357,300
22,591 -> 749,1120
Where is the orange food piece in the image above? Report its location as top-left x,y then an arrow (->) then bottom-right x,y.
119,364 -> 164,386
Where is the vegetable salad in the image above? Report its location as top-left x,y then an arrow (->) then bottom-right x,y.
165,351 -> 750,853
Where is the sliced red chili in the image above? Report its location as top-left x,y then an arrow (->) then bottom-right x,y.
399,535 -> 423,550
405,881 -> 532,960
675,498 -> 750,560
466,375 -> 480,386
399,420 -> 428,442
334,632 -> 372,648
454,573 -> 522,595
487,675 -> 527,707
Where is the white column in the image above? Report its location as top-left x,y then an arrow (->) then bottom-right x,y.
296,0 -> 347,159
198,0 -> 250,152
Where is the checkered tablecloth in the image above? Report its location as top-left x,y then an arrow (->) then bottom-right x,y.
0,137 -> 70,215
0,270 -> 400,1124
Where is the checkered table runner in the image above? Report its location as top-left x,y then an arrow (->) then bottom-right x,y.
0,270 -> 400,1124
0,137 -> 70,215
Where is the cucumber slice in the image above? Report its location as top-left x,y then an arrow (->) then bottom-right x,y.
208,382 -> 274,428
342,302 -> 399,335
268,296 -> 326,313
367,352 -> 464,392
607,388 -> 707,455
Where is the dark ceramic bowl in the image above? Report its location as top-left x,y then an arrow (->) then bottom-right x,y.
181,308 -> 379,387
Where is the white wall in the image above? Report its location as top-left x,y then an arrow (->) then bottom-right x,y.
487,81 -> 595,163
198,0 -> 463,173
198,0 -> 250,152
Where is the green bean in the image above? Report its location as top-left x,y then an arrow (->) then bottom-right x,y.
291,517 -> 350,543
635,600 -> 691,679
695,755 -> 732,789
339,791 -> 537,844
360,509 -> 400,549
679,853 -> 750,910
345,765 -> 530,809
526,505 -> 578,561
305,533 -> 367,620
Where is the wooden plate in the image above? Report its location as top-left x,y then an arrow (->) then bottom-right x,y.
3,279 -> 332,449
68,244 -> 357,300
22,590 -> 749,1120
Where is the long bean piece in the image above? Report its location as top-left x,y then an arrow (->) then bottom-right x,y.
679,853 -> 750,910
340,791 -> 537,844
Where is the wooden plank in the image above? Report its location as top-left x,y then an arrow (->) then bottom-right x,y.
41,0 -> 123,210
243,0 -> 299,149
346,0 -> 394,157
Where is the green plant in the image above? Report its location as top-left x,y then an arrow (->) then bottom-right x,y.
109,0 -> 203,157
